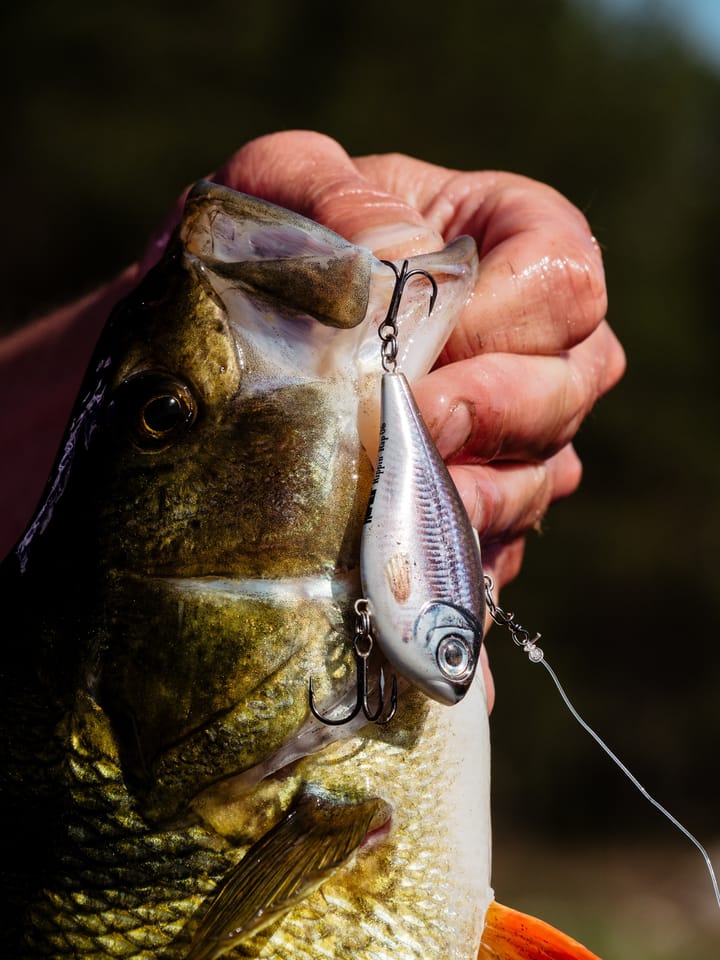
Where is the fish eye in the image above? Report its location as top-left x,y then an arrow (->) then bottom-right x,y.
110,373 -> 197,450
435,632 -> 474,682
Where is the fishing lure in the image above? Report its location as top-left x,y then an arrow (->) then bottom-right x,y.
310,260 -> 484,723
360,260 -> 484,706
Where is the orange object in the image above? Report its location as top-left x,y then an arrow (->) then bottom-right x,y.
479,900 -> 601,960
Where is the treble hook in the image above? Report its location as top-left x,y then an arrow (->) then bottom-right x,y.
378,260 -> 438,372
308,601 -> 398,726
380,259 -> 439,317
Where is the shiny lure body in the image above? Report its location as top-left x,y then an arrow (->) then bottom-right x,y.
360,370 -> 484,706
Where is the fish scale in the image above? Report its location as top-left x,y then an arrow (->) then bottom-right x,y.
23,698 -> 238,958
233,689 -> 487,960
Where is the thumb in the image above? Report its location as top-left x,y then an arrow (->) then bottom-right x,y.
214,130 -> 445,258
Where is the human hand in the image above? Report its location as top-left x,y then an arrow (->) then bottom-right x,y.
140,132 -> 625,708
145,132 -> 623,577
3,130 -> 624,711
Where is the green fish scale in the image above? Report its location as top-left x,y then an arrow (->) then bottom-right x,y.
21,699 -> 246,959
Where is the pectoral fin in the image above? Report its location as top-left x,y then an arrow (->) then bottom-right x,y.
479,900 -> 602,960
187,792 -> 387,960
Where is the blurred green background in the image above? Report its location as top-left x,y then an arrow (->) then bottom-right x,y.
3,0 -> 719,955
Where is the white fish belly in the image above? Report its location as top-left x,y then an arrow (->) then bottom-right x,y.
250,670 -> 492,960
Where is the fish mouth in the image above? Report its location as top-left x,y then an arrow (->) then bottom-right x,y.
91,196 -> 479,827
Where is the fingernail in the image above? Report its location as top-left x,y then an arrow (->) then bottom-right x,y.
351,222 -> 442,258
435,401 -> 474,459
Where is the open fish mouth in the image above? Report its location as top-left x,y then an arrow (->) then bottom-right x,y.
83,184 -> 479,830
49,182 -> 480,829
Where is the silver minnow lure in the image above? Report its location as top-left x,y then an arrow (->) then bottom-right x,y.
360,369 -> 485,706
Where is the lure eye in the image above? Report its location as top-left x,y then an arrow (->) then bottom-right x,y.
413,601 -> 482,693
435,632 -> 474,682
110,373 -> 197,450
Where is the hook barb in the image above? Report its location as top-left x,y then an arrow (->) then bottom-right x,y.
308,648 -> 398,727
374,668 -> 398,725
309,675 -> 363,726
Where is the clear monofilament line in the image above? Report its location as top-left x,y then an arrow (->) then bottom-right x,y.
538,656 -> 720,912
481,575 -> 720,914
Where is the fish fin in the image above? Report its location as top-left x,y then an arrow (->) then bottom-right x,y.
186,793 -> 385,960
478,900 -> 602,960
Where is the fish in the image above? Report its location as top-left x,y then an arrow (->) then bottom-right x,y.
0,180 -> 602,960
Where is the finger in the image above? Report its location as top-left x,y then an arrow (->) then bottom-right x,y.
139,132 -> 445,273
414,321 -> 625,463
449,445 -> 582,544
215,131 -> 445,256
482,538 -> 527,609
480,644 -> 495,714
446,174 -> 607,359
355,154 -> 607,357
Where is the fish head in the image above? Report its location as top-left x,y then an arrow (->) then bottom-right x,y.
8,183 -> 499,959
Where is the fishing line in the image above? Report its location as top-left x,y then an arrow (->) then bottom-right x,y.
483,575 -> 720,913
